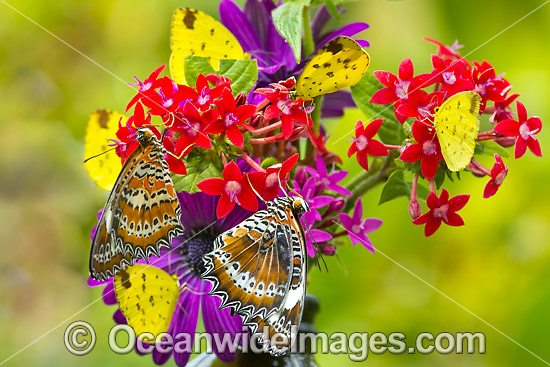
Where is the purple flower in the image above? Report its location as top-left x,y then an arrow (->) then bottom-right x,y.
302,213 -> 332,258
292,176 -> 334,223
338,198 -> 382,253
305,155 -> 352,196
219,0 -> 369,117
89,192 -> 255,366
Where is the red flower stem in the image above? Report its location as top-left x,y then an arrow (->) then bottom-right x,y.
384,144 -> 402,151
250,133 -> 284,144
332,231 -> 348,238
429,179 -> 436,193
470,158 -> 491,176
255,98 -> 270,112
250,120 -> 282,135
236,149 -> 265,172
411,172 -> 419,200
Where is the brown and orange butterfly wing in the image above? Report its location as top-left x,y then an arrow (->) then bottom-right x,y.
202,197 -> 308,355
90,131 -> 184,281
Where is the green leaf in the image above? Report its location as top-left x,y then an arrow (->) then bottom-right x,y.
184,56 -> 216,87
379,170 -> 410,205
350,73 -> 405,145
416,183 -> 429,201
172,160 -> 222,193
476,140 -> 510,158
219,59 -> 258,96
272,0 -> 310,63
434,166 -> 446,189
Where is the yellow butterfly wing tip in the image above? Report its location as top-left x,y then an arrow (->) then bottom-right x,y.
296,36 -> 370,99
169,7 -> 245,85
84,109 -> 124,191
114,265 -> 180,341
435,91 -> 482,171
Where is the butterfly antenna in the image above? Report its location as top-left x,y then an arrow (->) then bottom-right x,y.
276,169 -> 289,197
84,137 -> 138,163
246,174 -> 267,205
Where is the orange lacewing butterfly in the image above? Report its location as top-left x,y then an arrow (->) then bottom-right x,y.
89,127 -> 184,281
202,196 -> 310,355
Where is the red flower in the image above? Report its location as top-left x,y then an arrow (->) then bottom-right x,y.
412,189 -> 470,236
171,101 -> 217,150
370,58 -> 422,105
255,86 -> 311,139
470,61 -> 506,110
422,55 -> 474,96
261,153 -> 300,200
206,88 -> 256,148
126,64 -> 165,111
142,76 -> 191,116
115,103 -> 156,161
395,91 -> 444,122
197,161 -> 260,218
494,101 -> 542,158
162,133 -> 191,175
399,120 -> 442,180
176,73 -> 228,111
347,119 -> 388,171
483,154 -> 508,198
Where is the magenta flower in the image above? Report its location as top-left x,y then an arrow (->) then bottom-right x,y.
338,198 -> 382,253
304,155 -> 352,196
494,100 -> 542,158
412,189 -> 469,237
302,213 -> 332,258
483,154 -> 508,198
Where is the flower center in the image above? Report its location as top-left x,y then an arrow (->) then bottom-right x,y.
276,98 -> 293,115
433,204 -> 449,221
180,235 -> 215,275
163,98 -> 174,108
519,122 -> 539,141
394,79 -> 411,100
351,224 -> 363,234
355,135 -> 369,151
422,140 -> 438,156
224,112 -> 239,127
197,88 -> 210,106
442,71 -> 456,85
140,80 -> 152,93
225,180 -> 242,204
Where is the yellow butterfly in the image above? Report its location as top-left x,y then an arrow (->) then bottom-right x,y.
170,7 -> 248,85
295,36 -> 370,100
434,91 -> 481,171
84,110 -> 124,191
114,264 -> 180,342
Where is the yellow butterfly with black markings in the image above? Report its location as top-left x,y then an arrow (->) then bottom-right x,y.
295,36 -> 370,100
170,7 -> 249,85
434,91 -> 482,171
114,264 -> 180,342
84,110 -> 124,191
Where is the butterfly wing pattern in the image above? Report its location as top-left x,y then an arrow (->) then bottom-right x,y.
434,91 -> 482,171
202,196 -> 310,355
114,264 -> 180,342
89,128 -> 184,281
296,36 -> 370,99
170,7 -> 247,85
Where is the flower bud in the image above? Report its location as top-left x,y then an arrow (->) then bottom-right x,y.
408,199 -> 422,220
495,136 -> 516,148
234,92 -> 247,107
327,197 -> 345,213
294,167 -> 308,187
320,244 -> 336,256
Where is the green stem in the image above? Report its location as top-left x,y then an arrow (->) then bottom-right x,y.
343,156 -> 397,212
302,6 -> 314,59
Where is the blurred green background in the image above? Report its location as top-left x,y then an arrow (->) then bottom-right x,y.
0,0 -> 548,366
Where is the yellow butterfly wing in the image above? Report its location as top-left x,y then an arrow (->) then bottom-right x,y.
295,36 -> 370,99
84,110 -> 124,191
114,265 -> 180,342
434,91 -> 482,171
170,7 -> 247,85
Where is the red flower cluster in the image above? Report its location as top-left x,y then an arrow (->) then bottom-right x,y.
117,65 -> 257,173
352,38 -> 543,236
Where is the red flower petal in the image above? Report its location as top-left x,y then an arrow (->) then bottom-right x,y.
197,178 -> 225,195
448,194 -> 470,211
421,154 -> 438,180
364,119 -> 383,138
366,139 -> 389,157
225,126 -> 244,148
370,88 -> 397,104
217,194 -> 236,219
399,144 -> 422,163
494,119 -> 519,137
222,161 -> 243,181
527,137 -> 542,157
424,218 -> 442,237
238,186 -> 259,212
516,101 -> 527,122
445,212 -> 465,226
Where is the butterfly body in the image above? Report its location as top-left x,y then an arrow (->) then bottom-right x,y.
434,91 -> 481,171
296,36 -> 370,99
114,264 -> 180,342
89,128 -> 184,281
202,196 -> 310,355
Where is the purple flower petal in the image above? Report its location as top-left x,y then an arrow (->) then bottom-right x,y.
102,281 -> 116,305
362,218 -> 383,233
327,184 -> 352,196
318,22 -> 370,46
353,198 -> 364,222
310,195 -> 334,209
219,1 -> 265,65
310,5 -> 332,42
321,90 -> 357,118
88,276 -> 107,287
338,212 -> 354,231
202,283 -> 243,362
113,308 -> 127,324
